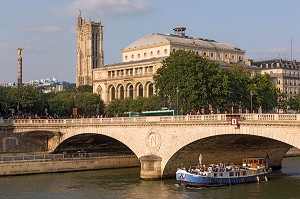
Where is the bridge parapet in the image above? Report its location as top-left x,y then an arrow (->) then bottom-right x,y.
1,114 -> 300,126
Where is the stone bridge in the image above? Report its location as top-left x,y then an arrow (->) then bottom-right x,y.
0,114 -> 300,179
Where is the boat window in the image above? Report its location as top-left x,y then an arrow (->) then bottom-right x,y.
220,173 -> 223,177
229,172 -> 234,176
214,173 -> 217,177
235,172 -> 239,177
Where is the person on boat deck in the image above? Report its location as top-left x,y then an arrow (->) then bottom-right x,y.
219,163 -> 224,168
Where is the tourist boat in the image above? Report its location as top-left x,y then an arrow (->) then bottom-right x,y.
176,154 -> 272,187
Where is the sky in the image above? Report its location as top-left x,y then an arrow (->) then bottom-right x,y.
0,0 -> 300,84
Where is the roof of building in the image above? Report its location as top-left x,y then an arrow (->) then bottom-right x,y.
124,33 -> 243,52
252,59 -> 300,69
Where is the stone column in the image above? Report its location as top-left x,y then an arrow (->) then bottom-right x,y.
139,154 -> 162,179
17,48 -> 23,87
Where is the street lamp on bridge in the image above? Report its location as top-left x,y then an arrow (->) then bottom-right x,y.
176,86 -> 179,115
250,91 -> 253,113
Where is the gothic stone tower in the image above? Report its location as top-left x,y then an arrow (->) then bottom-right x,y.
76,11 -> 104,87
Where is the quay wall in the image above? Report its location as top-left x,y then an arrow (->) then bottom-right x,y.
0,155 -> 140,176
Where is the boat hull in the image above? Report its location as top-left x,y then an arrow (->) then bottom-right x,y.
176,169 -> 272,187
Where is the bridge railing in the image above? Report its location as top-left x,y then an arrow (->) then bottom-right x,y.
1,114 -> 300,125
0,151 -> 135,163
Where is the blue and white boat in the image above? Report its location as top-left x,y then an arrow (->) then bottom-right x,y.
176,155 -> 272,187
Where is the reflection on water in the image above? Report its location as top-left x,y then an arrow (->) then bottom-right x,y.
0,157 -> 299,199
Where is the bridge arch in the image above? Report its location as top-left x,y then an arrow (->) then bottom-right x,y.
53,133 -> 135,155
158,124 -> 295,178
52,126 -> 142,158
162,134 -> 291,178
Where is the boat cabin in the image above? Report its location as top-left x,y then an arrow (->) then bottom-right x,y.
242,158 -> 267,169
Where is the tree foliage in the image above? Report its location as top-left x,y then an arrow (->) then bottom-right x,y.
288,94 -> 300,112
6,85 -> 45,115
154,50 -> 277,113
48,93 -> 75,117
74,92 -> 104,116
154,50 -> 227,112
104,96 -> 164,116
77,85 -> 93,93
251,73 -> 277,112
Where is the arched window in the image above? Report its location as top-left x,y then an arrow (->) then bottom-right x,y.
148,83 -> 154,96
111,87 -> 116,100
138,84 -> 143,97
120,86 -> 124,99
129,85 -> 133,99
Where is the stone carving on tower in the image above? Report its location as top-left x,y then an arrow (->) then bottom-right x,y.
76,10 -> 104,87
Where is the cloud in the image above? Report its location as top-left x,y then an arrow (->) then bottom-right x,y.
24,25 -> 64,33
52,0 -> 155,17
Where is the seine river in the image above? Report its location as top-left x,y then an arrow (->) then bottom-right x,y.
0,157 -> 299,199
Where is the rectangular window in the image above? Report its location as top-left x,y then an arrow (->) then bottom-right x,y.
149,66 -> 153,73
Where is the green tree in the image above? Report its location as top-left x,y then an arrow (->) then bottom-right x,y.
75,92 -> 104,116
143,96 -> 164,111
6,85 -> 44,115
154,50 -> 225,113
224,65 -> 251,112
277,92 -> 288,113
77,85 -> 93,93
0,87 -> 11,117
64,84 -> 76,93
48,93 -> 75,117
251,73 -> 277,112
288,94 -> 300,112
104,99 -> 120,117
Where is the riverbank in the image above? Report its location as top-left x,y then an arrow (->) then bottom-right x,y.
0,155 -> 140,176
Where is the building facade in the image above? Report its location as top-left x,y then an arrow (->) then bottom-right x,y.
76,12 -> 104,87
93,27 -> 247,104
252,59 -> 300,98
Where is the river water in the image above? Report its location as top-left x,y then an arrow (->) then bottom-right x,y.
0,157 -> 299,199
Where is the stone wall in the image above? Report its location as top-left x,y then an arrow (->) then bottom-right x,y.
0,155 -> 140,176
0,129 -> 48,152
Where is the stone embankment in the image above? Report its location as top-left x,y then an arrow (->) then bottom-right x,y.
0,155 -> 140,176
